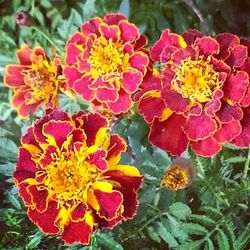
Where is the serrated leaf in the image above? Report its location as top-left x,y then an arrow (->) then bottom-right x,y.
156,221 -> 178,248
0,163 -> 15,176
26,234 -> 42,249
236,223 -> 250,249
217,229 -> 230,250
200,206 -> 223,218
147,226 -> 161,243
225,156 -> 247,163
169,202 -> 191,220
0,137 -> 18,161
176,240 -> 204,250
181,223 -> 209,235
205,239 -> 214,250
190,214 -> 216,227
95,232 -> 123,250
8,195 -> 22,210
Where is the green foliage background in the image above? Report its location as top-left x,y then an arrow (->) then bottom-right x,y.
0,0 -> 249,249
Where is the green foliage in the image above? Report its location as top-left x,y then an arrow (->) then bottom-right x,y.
0,0 -> 250,249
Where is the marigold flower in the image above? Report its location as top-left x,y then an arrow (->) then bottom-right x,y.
4,45 -> 65,118
13,110 -> 143,245
64,13 -> 149,114
137,29 -> 250,157
161,158 -> 195,190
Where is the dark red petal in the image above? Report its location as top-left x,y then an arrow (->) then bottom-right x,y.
71,203 -> 87,221
150,29 -> 181,62
43,120 -> 73,148
138,95 -> 166,123
225,45 -> 248,68
214,120 -> 241,143
81,17 -> 101,36
97,215 -> 122,229
61,220 -> 92,245
22,127 -> 38,146
115,186 -> 138,220
134,35 -> 147,51
171,46 -> 195,64
27,201 -> 59,234
182,29 -> 202,45
67,32 -> 85,45
73,76 -> 95,102
104,170 -> 143,190
211,58 -> 231,74
130,52 -> 149,73
204,89 -> 223,116
216,102 -> 243,123
119,20 -> 139,43
232,107 -> 250,147
149,114 -> 189,156
191,137 -> 221,157
216,33 -> 240,59
81,113 -> 107,146
106,134 -> 126,160
195,36 -> 219,57
160,46 -> 177,63
87,149 -> 108,171
18,183 -> 32,205
183,114 -> 217,141
94,189 -> 123,220
223,71 -> 249,104
28,185 -> 49,212
161,88 -> 189,113
103,13 -> 127,25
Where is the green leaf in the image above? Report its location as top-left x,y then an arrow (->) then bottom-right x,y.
225,156 -> 247,163
118,0 -> 130,17
0,137 -> 18,161
26,233 -> 42,249
169,202 -> 192,220
95,231 -> 123,250
236,223 -> 250,249
216,229 -> 230,250
189,214 -> 216,227
176,240 -> 204,250
155,221 -> 178,248
181,223 -> 209,235
8,195 -> 22,210
205,239 -> 214,250
0,163 -> 15,176
147,226 -> 161,243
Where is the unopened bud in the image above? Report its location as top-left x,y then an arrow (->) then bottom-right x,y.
15,11 -> 33,27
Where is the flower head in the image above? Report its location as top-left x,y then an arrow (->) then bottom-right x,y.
161,158 -> 195,190
4,45 -> 65,118
13,110 -> 143,245
64,13 -> 149,115
137,29 -> 250,156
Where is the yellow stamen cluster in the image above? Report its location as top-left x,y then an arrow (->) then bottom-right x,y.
43,147 -> 100,207
161,164 -> 191,190
23,56 -> 59,103
88,37 -> 129,80
171,56 -> 221,105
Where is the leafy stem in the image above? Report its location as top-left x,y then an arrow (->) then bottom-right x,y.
243,148 -> 250,179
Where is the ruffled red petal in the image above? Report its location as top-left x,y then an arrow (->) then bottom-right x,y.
225,45 -> 248,68
195,36 -> 219,57
99,23 -> 120,42
71,203 -> 87,221
27,201 -> 59,234
81,17 -> 101,36
64,67 -> 82,88
149,114 -> 189,156
130,52 -> 149,73
106,134 -> 126,161
216,102 -> 243,123
103,13 -> 127,25
28,185 -> 49,212
191,137 -> 221,157
182,29 -> 202,45
183,114 -> 217,141
17,45 -> 32,65
119,20 -> 139,43
122,70 -> 142,93
87,150 -> 108,171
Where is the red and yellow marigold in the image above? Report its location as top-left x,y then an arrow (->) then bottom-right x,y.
13,110 -> 143,245
64,13 -> 149,114
137,29 -> 250,157
4,45 -> 65,118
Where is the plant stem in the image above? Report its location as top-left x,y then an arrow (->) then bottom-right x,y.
243,148 -> 250,179
31,26 -> 55,47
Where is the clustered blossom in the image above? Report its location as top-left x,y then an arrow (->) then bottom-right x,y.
161,158 -> 195,190
137,29 -> 250,157
4,45 -> 65,118
64,13 -> 149,115
13,110 -> 143,244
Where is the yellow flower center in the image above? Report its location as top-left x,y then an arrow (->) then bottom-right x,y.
23,57 -> 59,103
43,148 -> 99,207
88,37 -> 129,80
161,164 -> 190,190
171,56 -> 221,105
